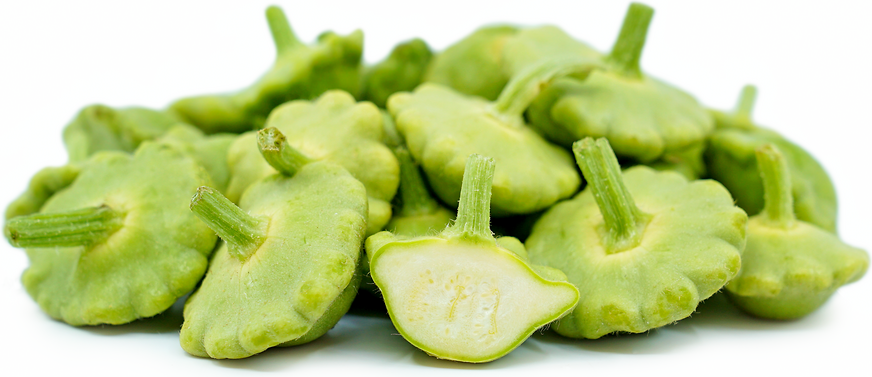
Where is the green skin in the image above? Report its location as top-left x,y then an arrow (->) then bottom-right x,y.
361,38 -> 433,108
389,59 -> 603,217
705,86 -> 837,232
63,104 -> 179,162
725,145 -> 867,319
5,164 -> 82,221
4,142 -> 217,326
225,90 -> 399,235
424,25 -> 518,101
157,125 -> 236,193
366,154 -> 579,363
168,6 -> 362,134
181,128 -> 368,359
646,142 -> 707,180
500,25 -> 602,78
424,24 -> 601,102
526,4 -> 713,162
525,138 -> 747,339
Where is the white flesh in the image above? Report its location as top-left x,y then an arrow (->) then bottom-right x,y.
373,243 -> 577,361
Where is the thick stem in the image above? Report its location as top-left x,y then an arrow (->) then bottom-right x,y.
573,138 -> 649,253
257,127 -> 311,177
395,146 -> 441,217
734,84 -> 758,123
190,186 -> 268,261
5,205 -> 123,248
756,144 -> 796,228
491,58 -> 601,119
607,2 -> 654,79
266,6 -> 302,55
443,154 -> 496,243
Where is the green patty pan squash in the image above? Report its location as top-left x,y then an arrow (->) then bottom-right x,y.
361,38 -> 433,108
424,23 -> 600,101
63,104 -> 178,162
725,145 -> 867,319
527,3 -> 712,162
181,128 -> 368,359
389,59 -> 601,216
168,6 -> 362,134
225,90 -> 398,235
366,154 -> 579,363
526,138 -> 747,339
500,25 -> 601,79
4,142 -> 217,326
706,85 -> 837,232
423,25 -> 519,101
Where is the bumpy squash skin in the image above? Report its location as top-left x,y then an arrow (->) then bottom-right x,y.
181,161 -> 368,359
388,84 -> 580,217
706,127 -> 837,233
63,105 -> 178,162
19,143 -> 217,326
726,219 -> 867,319
527,167 -> 747,339
225,90 -> 398,235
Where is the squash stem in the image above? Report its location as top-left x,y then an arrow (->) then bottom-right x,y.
266,6 -> 302,55
607,2 -> 654,79
395,146 -> 441,217
756,144 -> 796,228
5,205 -> 123,248
190,186 -> 268,261
490,58 -> 602,120
443,154 -> 496,243
734,84 -> 758,123
257,127 -> 311,177
573,138 -> 649,253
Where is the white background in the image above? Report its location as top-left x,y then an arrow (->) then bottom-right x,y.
1,0 -> 869,376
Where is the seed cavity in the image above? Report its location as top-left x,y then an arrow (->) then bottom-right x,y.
406,269 -> 501,341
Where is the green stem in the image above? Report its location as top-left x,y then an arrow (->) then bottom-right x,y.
573,138 -> 649,253
4,205 -> 123,248
190,186 -> 268,261
756,144 -> 796,228
491,58 -> 602,119
266,5 -> 302,55
443,154 -> 496,243
257,127 -> 311,177
395,146 -> 441,217
607,2 -> 654,79
735,84 -> 758,122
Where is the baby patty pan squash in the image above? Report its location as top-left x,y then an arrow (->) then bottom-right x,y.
168,6 -> 362,134
526,138 -> 747,339
367,154 -> 579,363
706,85 -> 837,233
5,142 -> 217,326
181,127 -> 368,359
725,145 -> 867,319
527,3 -> 713,163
